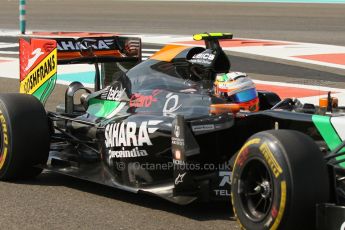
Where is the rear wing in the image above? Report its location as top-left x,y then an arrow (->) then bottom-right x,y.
53,36 -> 141,64
19,34 -> 142,104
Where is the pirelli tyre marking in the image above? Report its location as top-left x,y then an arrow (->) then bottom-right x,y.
20,48 -> 57,95
0,110 -> 8,170
259,143 -> 283,178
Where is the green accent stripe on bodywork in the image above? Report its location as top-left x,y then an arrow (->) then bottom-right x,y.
32,74 -> 57,105
312,115 -> 345,167
87,98 -> 121,118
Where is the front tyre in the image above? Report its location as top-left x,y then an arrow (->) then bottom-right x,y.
0,94 -> 50,180
231,130 -> 329,230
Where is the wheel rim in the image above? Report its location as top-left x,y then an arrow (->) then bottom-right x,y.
238,158 -> 274,222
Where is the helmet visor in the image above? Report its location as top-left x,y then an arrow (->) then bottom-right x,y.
230,88 -> 257,103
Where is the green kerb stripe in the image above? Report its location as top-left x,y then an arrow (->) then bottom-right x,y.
312,115 -> 345,168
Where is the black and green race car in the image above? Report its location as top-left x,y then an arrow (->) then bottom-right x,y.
0,32 -> 343,230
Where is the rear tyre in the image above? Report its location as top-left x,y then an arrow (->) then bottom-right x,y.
0,93 -> 50,180
231,130 -> 329,230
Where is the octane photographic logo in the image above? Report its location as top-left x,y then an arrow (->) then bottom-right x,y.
163,93 -> 182,115
57,39 -> 114,51
104,120 -> 163,162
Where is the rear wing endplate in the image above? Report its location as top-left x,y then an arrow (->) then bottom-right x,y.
18,34 -> 142,104
19,38 -> 58,104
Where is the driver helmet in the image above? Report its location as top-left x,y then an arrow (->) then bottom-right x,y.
214,72 -> 259,112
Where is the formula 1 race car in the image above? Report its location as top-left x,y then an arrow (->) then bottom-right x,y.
0,32 -> 344,230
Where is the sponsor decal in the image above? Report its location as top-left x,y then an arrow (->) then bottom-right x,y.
57,39 -> 114,51
172,137 -> 184,146
259,143 -> 283,178
173,159 -> 186,165
219,171 -> 231,186
108,147 -> 148,160
214,189 -> 231,196
163,93 -> 182,115
19,49 -> 57,95
25,48 -> 44,71
0,111 -> 9,170
175,172 -> 186,185
191,52 -> 215,65
214,171 -> 232,196
174,125 -> 180,138
105,120 -> 162,148
101,86 -> 126,101
192,124 -> 215,132
172,124 -> 184,146
130,89 -> 160,108
105,120 -> 162,165
19,39 -> 57,100
19,39 -> 56,81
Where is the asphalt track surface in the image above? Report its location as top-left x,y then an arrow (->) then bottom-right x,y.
1,1 -> 345,229
2,0 -> 345,46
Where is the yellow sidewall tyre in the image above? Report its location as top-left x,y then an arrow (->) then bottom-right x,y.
231,130 -> 329,230
0,93 -> 50,180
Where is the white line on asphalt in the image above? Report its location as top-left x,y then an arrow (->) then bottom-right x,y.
253,79 -> 345,93
0,51 -> 19,55
0,43 -> 19,49
142,53 -> 153,57
142,48 -> 160,52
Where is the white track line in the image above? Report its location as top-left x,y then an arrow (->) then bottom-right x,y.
142,48 -> 160,52
0,43 -> 19,49
0,51 -> 18,55
254,79 -> 345,93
